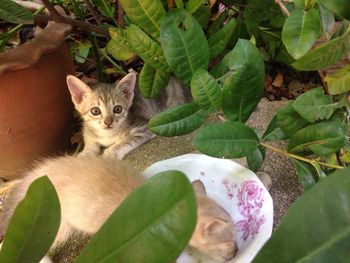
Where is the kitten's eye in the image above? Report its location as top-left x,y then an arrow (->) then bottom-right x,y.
113,105 -> 123,114
90,107 -> 101,116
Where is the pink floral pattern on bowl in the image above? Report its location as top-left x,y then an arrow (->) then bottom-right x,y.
223,179 -> 266,241
143,154 -> 273,263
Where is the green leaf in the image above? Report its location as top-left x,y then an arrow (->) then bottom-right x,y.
324,64 -> 350,95
119,0 -> 165,39
247,146 -> 265,172
76,171 -> 196,263
106,28 -> 135,61
176,0 -> 184,9
0,0 -> 34,24
282,8 -> 321,59
0,176 -> 60,263
317,0 -> 350,20
192,4 -> 211,27
292,87 -> 334,123
319,2 -> 335,40
139,63 -> 170,98
149,102 -> 208,136
74,42 -> 91,64
91,0 -> 115,19
288,121 -> 346,155
190,69 -> 222,112
252,167 -> 350,263
192,122 -> 259,158
208,19 -> 237,58
222,39 -> 265,122
160,9 -> 210,84
292,160 -> 317,190
262,115 -> 286,142
276,102 -> 310,138
127,24 -> 169,72
293,31 -> 350,71
185,0 -> 202,14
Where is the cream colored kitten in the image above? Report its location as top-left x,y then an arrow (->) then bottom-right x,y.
0,156 -> 236,262
66,72 -> 190,159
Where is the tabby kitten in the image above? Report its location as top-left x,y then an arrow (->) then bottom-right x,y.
0,156 -> 237,262
66,71 -> 190,159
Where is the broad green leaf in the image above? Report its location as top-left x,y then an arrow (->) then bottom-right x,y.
292,160 -> 317,190
128,24 -> 169,72
317,0 -> 350,20
324,64 -> 350,95
0,176 -> 60,263
276,102 -> 310,138
319,2 -> 335,40
149,102 -> 208,136
282,8 -> 321,59
91,0 -> 115,19
185,0 -> 202,14
192,4 -> 211,27
222,39 -> 265,122
0,0 -> 33,24
192,122 -> 259,158
190,69 -> 222,112
293,31 -> 350,71
139,63 -> 170,98
176,0 -> 184,9
106,28 -> 135,61
292,87 -> 334,123
119,0 -> 165,39
208,19 -> 237,58
247,146 -> 265,172
76,171 -> 196,263
74,42 -> 91,64
252,167 -> 350,263
160,9 -> 210,84
288,121 -> 346,155
262,115 -> 286,142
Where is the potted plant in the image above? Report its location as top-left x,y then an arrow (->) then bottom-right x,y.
0,0 -> 77,180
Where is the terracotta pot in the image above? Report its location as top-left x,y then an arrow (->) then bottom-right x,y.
0,23 -> 74,180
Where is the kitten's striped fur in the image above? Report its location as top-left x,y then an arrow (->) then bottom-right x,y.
66,71 -> 190,159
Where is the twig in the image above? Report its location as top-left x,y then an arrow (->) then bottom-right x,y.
35,15 -> 108,36
275,0 -> 290,16
84,0 -> 102,24
117,1 -> 125,28
167,0 -> 175,9
260,141 -> 344,169
40,0 -> 61,18
36,0 -> 109,36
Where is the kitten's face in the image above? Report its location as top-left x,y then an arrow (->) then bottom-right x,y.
190,180 -> 237,262
66,73 -> 137,134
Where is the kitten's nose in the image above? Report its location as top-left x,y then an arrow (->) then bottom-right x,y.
104,117 -> 113,126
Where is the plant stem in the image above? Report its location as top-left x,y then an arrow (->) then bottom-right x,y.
259,141 -> 344,169
100,49 -> 127,75
84,0 -> 102,24
117,1 -> 125,28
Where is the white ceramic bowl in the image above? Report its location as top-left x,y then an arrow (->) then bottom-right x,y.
143,154 -> 273,263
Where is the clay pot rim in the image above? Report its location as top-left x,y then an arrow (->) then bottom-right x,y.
0,21 -> 72,76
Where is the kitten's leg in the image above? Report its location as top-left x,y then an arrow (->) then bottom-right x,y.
104,127 -> 155,160
79,138 -> 101,156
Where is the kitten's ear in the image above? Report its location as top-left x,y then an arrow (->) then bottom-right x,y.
116,72 -> 137,101
192,180 -> 206,195
66,75 -> 92,104
204,219 -> 232,240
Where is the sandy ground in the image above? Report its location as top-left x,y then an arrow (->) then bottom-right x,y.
126,98 -> 303,228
